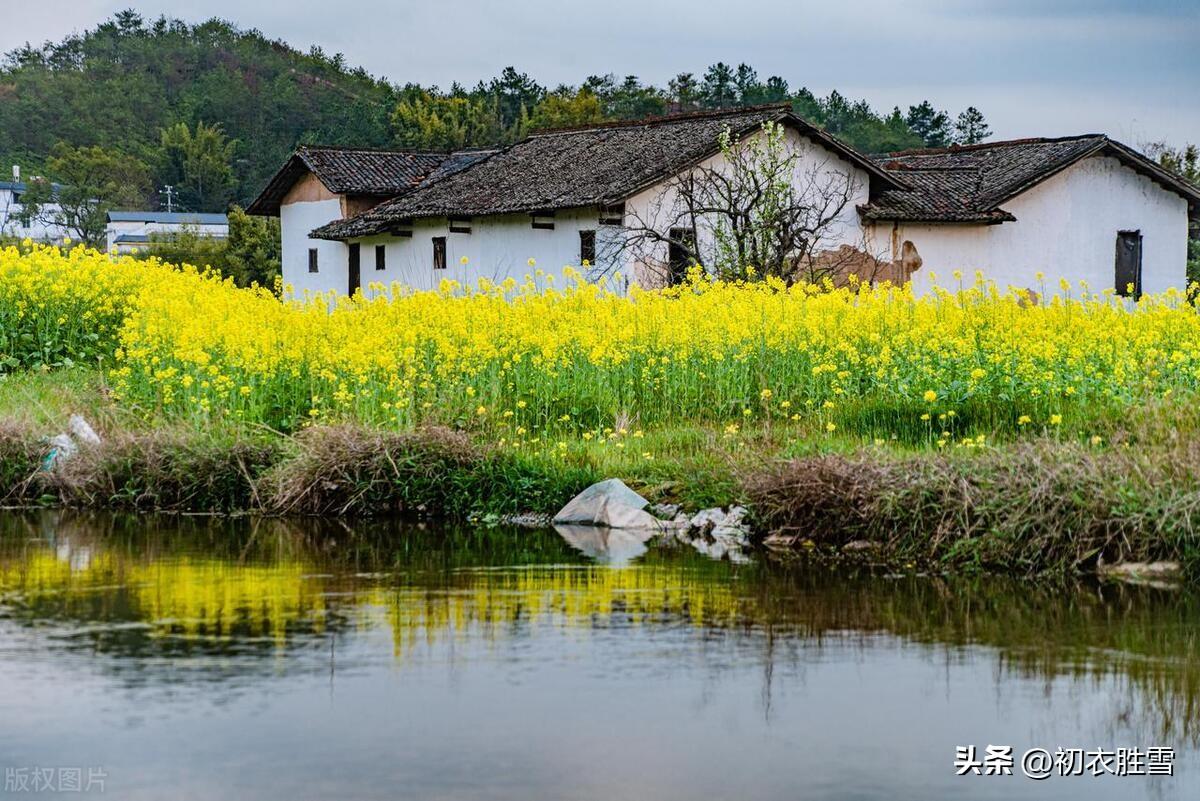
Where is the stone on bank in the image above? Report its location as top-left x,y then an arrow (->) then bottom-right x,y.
552,478 -> 664,530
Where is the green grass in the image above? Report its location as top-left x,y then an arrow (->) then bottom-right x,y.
0,368 -> 105,428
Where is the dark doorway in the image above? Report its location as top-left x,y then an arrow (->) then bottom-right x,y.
667,227 -> 696,286
1114,231 -> 1142,299
348,243 -> 361,296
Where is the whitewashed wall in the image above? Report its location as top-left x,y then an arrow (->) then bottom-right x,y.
872,155 -> 1189,295
350,208 -> 627,296
623,126 -> 873,286
281,197 -> 348,296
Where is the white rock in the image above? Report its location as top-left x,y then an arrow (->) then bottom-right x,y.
689,507 -> 728,531
552,478 -> 662,530
649,502 -> 681,519
1099,561 -> 1182,584
690,505 -> 751,546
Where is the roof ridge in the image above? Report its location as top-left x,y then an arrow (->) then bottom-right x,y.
882,134 -> 1107,159
880,163 -> 980,172
527,103 -> 793,137
298,144 -> 452,157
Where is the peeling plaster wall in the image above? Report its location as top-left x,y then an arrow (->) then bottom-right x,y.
624,127 -> 872,287
871,156 -> 1189,295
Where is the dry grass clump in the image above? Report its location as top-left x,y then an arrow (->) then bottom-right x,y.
262,424 -> 598,518
747,440 -> 1200,574
47,428 -> 279,512
0,420 -> 597,518
263,425 -> 481,516
0,420 -> 42,502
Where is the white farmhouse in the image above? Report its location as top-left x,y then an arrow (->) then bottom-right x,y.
861,136 -> 1200,297
246,146 -> 495,294
249,106 -> 1200,298
105,211 -> 229,254
0,168 -> 68,243
249,107 -> 898,295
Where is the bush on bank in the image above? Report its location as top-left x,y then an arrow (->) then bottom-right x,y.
746,441 -> 1200,574
261,425 -> 597,518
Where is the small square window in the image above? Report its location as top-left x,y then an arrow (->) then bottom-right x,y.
375,244 -> 386,271
308,248 -> 319,273
579,230 -> 596,265
432,236 -> 447,270
599,204 -> 624,226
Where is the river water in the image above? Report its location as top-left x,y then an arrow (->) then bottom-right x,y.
0,511 -> 1196,800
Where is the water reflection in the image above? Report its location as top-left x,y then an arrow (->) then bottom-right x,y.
1,511 -> 1197,800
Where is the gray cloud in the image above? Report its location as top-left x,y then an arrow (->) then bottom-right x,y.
2,0 -> 1197,144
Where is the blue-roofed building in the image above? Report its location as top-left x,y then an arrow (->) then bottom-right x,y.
105,210 -> 229,254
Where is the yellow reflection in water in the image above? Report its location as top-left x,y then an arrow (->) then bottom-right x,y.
0,539 -> 743,657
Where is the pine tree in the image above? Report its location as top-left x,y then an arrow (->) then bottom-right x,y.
160,121 -> 237,211
700,63 -> 737,109
954,107 -> 991,145
906,101 -> 952,148
668,73 -> 699,111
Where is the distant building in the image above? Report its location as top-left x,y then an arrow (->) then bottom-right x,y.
105,211 -> 229,254
0,166 -> 69,242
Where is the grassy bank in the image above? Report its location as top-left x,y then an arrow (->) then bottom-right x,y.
748,441 -> 1200,575
0,368 -> 743,514
3,369 -> 1200,576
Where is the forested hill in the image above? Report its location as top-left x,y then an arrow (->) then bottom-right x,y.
0,11 -> 991,213
0,13 -> 397,211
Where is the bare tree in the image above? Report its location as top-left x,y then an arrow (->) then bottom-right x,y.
615,121 -> 887,286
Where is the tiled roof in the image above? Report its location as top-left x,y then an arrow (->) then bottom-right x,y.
862,135 -> 1200,223
312,105 -> 904,240
245,146 -> 494,216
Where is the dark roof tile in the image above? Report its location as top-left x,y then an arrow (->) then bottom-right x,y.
862,135 -> 1200,222
312,105 -> 903,240
245,146 -> 494,216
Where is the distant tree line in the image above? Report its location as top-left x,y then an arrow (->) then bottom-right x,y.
2,11 -> 1193,264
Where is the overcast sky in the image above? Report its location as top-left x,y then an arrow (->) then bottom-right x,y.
3,0 -> 1197,145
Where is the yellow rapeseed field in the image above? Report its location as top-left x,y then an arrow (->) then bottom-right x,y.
4,243 -> 1200,446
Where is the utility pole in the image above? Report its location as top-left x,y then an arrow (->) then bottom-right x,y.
160,185 -> 175,213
